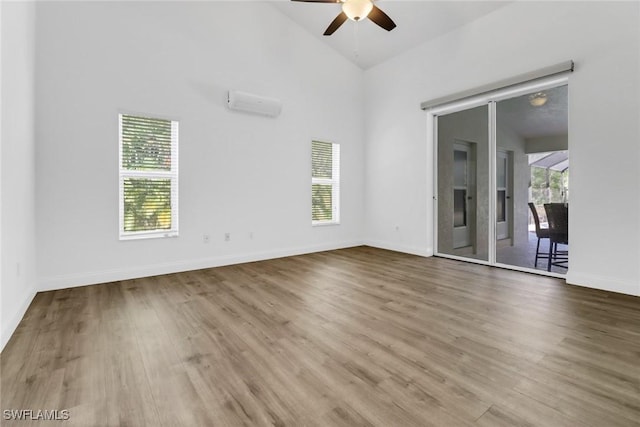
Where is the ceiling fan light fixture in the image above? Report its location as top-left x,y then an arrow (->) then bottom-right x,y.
342,0 -> 373,21
529,92 -> 548,107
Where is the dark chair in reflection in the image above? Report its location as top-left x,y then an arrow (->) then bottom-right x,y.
543,203 -> 569,272
528,202 -> 549,268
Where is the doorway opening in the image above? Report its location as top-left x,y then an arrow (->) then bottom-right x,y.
433,81 -> 569,277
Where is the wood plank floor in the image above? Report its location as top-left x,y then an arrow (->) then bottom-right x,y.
2,246 -> 639,426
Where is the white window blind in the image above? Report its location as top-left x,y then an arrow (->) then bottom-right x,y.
119,114 -> 179,239
312,140 -> 340,225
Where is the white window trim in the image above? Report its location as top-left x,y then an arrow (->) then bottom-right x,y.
118,114 -> 179,240
312,141 -> 340,226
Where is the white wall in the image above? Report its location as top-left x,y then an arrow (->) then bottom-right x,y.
364,1 -> 640,296
4,1 -> 638,353
35,2 -> 365,290
1,1 -> 38,350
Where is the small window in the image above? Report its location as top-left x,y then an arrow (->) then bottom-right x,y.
311,140 -> 340,225
119,114 -> 179,239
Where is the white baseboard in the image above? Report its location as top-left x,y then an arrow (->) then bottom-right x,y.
17,243 -> 639,355
364,242 -> 639,297
566,271 -> 639,297
1,287 -> 37,352
38,240 -> 363,292
363,239 -> 433,258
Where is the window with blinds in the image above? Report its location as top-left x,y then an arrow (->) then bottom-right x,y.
311,140 -> 340,225
119,114 -> 179,239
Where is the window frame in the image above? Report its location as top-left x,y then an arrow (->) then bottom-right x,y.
118,113 -> 179,240
311,140 -> 340,226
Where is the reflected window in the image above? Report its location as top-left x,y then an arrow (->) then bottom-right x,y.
454,189 -> 467,227
497,190 -> 506,222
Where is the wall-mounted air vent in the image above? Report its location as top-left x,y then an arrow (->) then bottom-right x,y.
227,90 -> 282,117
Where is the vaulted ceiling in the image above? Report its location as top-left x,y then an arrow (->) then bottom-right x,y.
271,1 -> 511,69
272,1 -> 568,140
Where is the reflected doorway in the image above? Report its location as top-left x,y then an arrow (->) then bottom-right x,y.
496,149 -> 512,242
437,104 -> 488,262
453,142 -> 475,249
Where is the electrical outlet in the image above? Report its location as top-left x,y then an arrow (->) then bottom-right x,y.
203,234 -> 210,244
249,231 -> 254,240
224,232 -> 230,242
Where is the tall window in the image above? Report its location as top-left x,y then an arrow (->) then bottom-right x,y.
311,140 -> 340,225
119,114 -> 179,239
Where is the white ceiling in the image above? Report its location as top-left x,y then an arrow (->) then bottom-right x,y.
272,1 -> 567,140
498,85 -> 568,139
271,0 -> 511,69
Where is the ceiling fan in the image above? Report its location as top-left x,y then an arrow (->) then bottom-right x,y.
292,0 -> 396,36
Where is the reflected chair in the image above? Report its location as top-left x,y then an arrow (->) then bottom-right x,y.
528,202 -> 549,268
544,203 -> 569,272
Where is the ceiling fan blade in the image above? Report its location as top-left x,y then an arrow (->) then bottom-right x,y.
290,0 -> 340,3
368,5 -> 396,31
324,12 -> 348,36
